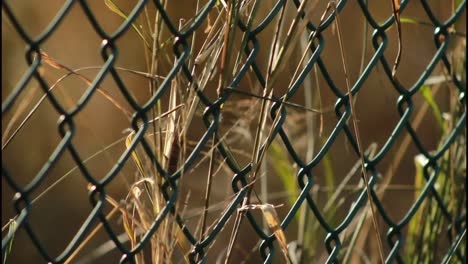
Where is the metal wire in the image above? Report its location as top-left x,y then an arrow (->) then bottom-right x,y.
2,0 -> 466,263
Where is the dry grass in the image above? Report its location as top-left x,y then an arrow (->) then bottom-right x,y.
1,1 -> 466,263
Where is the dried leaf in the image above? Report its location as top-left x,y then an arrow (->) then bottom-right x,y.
163,79 -> 180,175
239,203 -> 291,263
125,131 -> 146,179
40,51 -> 132,118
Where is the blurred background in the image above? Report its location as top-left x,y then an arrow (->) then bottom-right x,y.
2,1 -> 466,263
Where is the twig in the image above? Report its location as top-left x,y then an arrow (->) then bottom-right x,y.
390,0 -> 402,78
330,1 -> 385,263
224,87 -> 333,113
199,134 -> 217,242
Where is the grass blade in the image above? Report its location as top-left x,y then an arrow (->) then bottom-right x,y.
104,0 -> 151,49
419,85 -> 446,132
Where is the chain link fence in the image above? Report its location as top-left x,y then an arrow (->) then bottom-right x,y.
2,0 -> 466,263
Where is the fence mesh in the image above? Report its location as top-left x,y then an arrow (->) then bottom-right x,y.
2,0 -> 466,263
